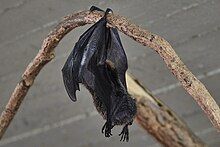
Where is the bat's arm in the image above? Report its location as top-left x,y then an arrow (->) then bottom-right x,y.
106,60 -> 126,93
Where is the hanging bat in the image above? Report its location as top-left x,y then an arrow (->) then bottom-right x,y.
62,6 -> 137,142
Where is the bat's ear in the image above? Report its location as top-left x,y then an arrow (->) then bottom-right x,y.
90,6 -> 104,12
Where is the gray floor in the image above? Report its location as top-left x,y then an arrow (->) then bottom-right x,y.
0,0 -> 220,146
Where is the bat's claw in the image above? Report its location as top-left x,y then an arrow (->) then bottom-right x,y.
119,125 -> 129,142
106,8 -> 113,14
101,121 -> 113,137
90,6 -> 104,12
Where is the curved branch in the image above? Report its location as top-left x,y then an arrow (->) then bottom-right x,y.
126,73 -> 206,146
0,10 -> 92,139
0,9 -> 217,146
104,12 -> 220,131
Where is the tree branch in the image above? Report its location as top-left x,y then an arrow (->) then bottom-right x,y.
103,12 -> 220,131
126,73 -> 206,146
0,9 -> 217,146
0,10 -> 92,140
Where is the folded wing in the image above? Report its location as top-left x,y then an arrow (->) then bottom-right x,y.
107,28 -> 128,87
62,17 -> 107,101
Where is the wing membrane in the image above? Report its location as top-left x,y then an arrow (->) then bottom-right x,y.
62,18 -> 107,101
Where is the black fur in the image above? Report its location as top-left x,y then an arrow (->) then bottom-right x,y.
62,6 -> 137,142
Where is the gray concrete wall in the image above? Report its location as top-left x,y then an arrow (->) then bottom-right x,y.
0,0 -> 219,146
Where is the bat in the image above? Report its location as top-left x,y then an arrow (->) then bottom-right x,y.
62,6 -> 137,141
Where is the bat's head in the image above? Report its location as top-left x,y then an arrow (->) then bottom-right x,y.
111,95 -> 137,126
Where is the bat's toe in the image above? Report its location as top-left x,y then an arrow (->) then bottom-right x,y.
101,121 -> 113,138
90,6 -> 103,12
119,124 -> 129,142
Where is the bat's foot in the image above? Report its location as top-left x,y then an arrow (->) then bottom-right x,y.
105,8 -> 113,14
119,124 -> 129,142
90,6 -> 104,12
101,121 -> 113,137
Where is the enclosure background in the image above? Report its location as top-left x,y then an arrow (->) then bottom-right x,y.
0,0 -> 220,146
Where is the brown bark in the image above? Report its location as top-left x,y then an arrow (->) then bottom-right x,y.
87,10 -> 220,131
127,73 -> 206,146
0,10 -> 91,140
0,8 -> 216,146
102,12 -> 220,131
